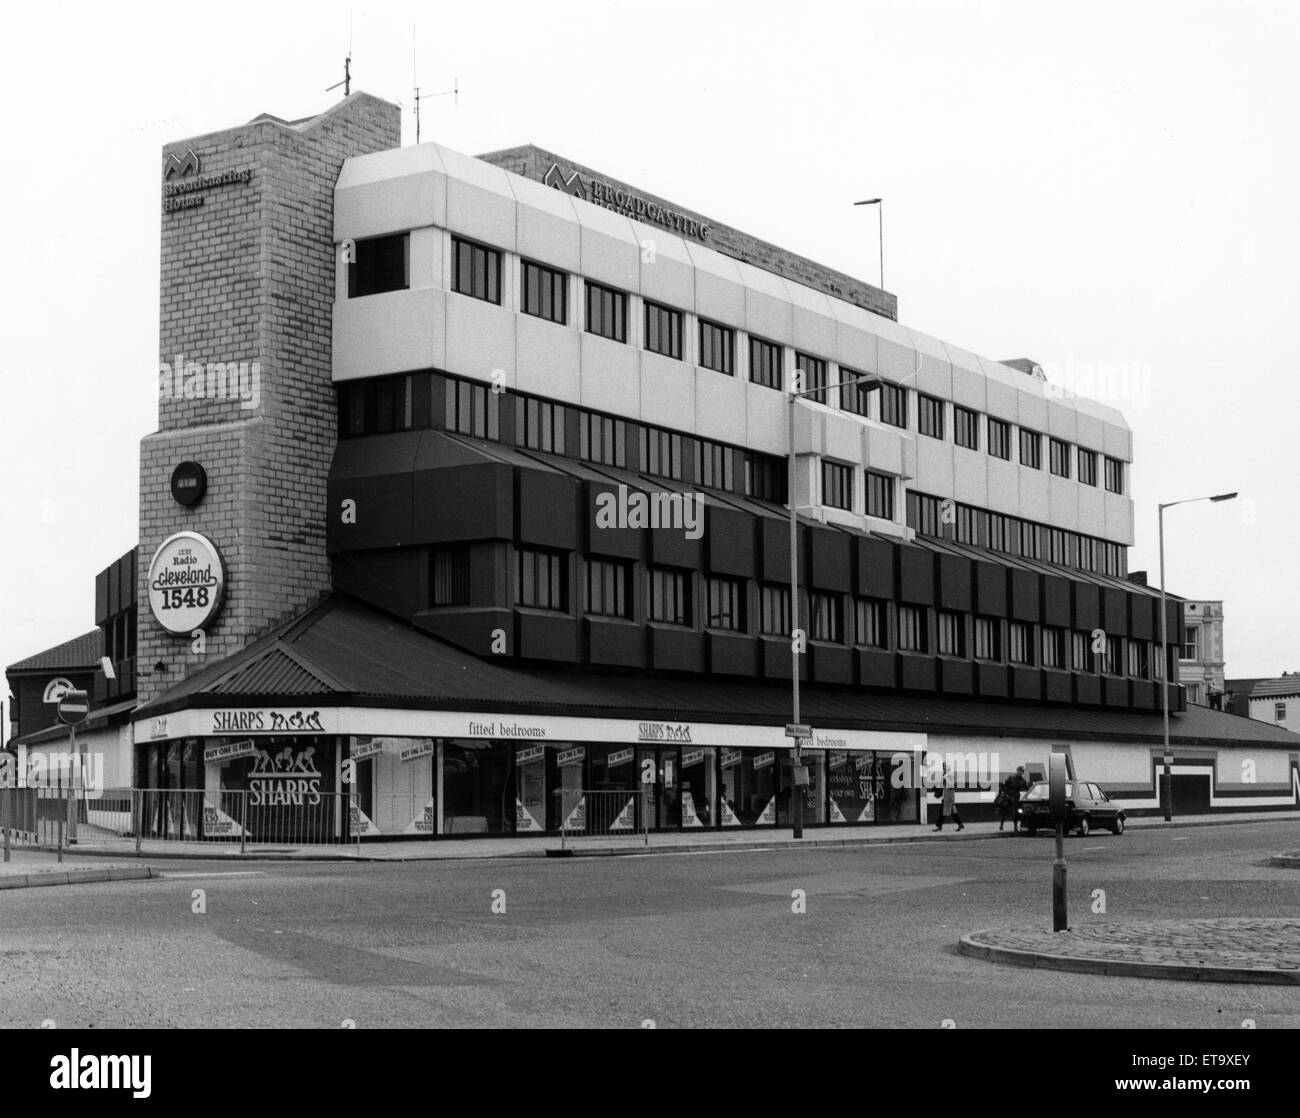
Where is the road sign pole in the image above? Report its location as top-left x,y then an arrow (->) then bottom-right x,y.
1053,819 -> 1067,932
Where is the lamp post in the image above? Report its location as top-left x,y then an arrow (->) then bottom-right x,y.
853,199 -> 883,289
788,370 -> 882,838
1158,491 -> 1237,821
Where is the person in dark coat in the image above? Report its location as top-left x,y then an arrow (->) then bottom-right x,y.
932,764 -> 964,831
997,765 -> 1031,832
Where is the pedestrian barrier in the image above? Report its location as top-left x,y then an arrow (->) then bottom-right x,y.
1,786 -> 77,863
559,788 -> 650,850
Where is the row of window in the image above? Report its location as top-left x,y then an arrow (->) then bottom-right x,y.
338,372 -> 788,502
905,491 -> 1127,578
432,546 -> 1168,678
822,462 -> 896,520
349,233 -> 1127,495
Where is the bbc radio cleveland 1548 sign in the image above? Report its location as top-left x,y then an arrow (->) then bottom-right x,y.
147,531 -> 225,635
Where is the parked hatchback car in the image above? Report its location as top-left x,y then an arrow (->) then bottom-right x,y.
1017,781 -> 1126,836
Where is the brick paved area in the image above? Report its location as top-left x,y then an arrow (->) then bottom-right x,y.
960,918 -> 1300,984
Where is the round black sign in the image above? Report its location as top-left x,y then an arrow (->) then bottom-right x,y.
170,461 -> 207,507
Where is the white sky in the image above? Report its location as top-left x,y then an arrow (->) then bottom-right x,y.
1,0 -> 1297,736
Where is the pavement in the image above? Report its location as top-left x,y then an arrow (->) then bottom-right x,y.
960,918 -> 1300,985
10,807 -> 1296,863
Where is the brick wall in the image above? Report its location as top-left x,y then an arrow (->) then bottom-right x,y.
138,93 -> 400,704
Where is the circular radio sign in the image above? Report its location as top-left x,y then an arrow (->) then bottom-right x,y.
147,531 -> 225,635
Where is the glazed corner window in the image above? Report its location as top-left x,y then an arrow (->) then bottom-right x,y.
918,394 -> 945,439
1049,438 -> 1072,478
515,548 -> 566,611
821,460 -> 853,511
645,301 -> 683,360
444,377 -> 500,440
795,353 -> 829,402
865,470 -> 894,520
937,610 -> 965,657
585,558 -> 632,619
649,567 -> 691,626
749,336 -> 783,390
879,383 -> 908,428
745,453 -> 788,503
452,236 -> 501,304
760,585 -> 791,636
897,605 -> 928,653
698,319 -> 735,375
807,591 -> 843,643
1104,456 -> 1125,494
347,233 -> 409,298
429,546 -> 471,607
854,598 -> 888,649
1008,621 -> 1033,665
1019,428 -> 1042,469
954,405 -> 980,450
585,281 -> 627,343
973,616 -> 1000,661
988,417 -> 1011,460
339,375 -> 415,437
1078,448 -> 1099,486
521,259 -> 567,324
706,576 -> 745,632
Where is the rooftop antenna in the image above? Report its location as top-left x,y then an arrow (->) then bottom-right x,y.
412,24 -> 457,144
326,13 -> 353,98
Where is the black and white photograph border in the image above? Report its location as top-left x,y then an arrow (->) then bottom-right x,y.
0,0 -> 1296,1078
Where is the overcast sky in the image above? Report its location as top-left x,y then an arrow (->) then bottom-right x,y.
1,0 -> 1296,735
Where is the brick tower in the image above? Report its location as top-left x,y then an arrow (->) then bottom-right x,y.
138,93 -> 401,704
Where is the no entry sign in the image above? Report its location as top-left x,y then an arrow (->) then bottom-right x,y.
57,690 -> 90,726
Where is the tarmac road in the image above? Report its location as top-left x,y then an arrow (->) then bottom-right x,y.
1,821 -> 1296,1029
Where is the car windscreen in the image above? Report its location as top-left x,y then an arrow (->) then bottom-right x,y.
1023,783 -> 1073,800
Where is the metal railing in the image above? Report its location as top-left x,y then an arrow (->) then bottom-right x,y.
1,786 -> 78,862
559,788 -> 650,849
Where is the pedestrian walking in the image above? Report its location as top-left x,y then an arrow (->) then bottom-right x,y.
932,763 -> 964,831
996,765 -> 1030,832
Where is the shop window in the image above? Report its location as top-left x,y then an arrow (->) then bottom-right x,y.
442,740 -> 510,834
452,236 -> 502,304
348,233 -> 409,298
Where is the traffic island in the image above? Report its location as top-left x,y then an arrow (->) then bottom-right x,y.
0,865 -> 159,891
959,918 -> 1300,985
1268,850 -> 1300,868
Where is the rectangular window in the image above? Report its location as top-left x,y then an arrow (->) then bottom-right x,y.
749,337 -> 783,390
1078,449 -> 1098,486
585,281 -> 627,342
987,513 -> 1010,552
694,439 -> 735,491
1018,520 -> 1042,560
1048,528 -> 1068,566
339,375 -> 417,437
1127,638 -> 1150,679
1276,702 -> 1287,723
840,367 -> 874,416
515,548 -> 566,611
1041,627 -> 1065,669
445,378 -> 500,440
429,546 -> 470,606
807,591 -> 843,643
1181,626 -> 1200,662
822,460 -> 853,511
585,559 -> 632,619
745,453 -> 788,503
1008,621 -> 1033,665
698,319 -> 734,375
879,383 -> 908,428
988,417 -> 1011,460
649,568 -> 691,626
955,505 -> 982,545
644,300 -> 683,359
760,585 -> 791,636
906,492 -> 942,537
938,610 -> 965,657
898,605 -> 928,653
854,598 -> 888,648
640,426 -> 683,480
1077,536 -> 1097,572
515,396 -> 567,454
521,259 -> 567,324
1072,631 -> 1095,673
865,470 -> 894,520
452,236 -> 501,304
918,394 -> 945,439
706,577 -> 745,632
973,617 -> 1000,661
1102,634 -> 1123,675
580,412 -> 627,467
795,353 -> 829,402
954,406 -> 979,450
1049,438 -> 1072,478
1020,428 -> 1042,469
348,233 -> 409,298
1104,456 -> 1125,494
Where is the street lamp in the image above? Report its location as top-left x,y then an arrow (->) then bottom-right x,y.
853,199 -> 883,289
1158,491 -> 1237,821
788,369 -> 883,838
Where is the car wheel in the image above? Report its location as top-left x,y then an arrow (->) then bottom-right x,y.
1077,815 -> 1090,837
1111,815 -> 1125,836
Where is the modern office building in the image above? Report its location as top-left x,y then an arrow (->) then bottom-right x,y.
6,92 -> 1298,839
